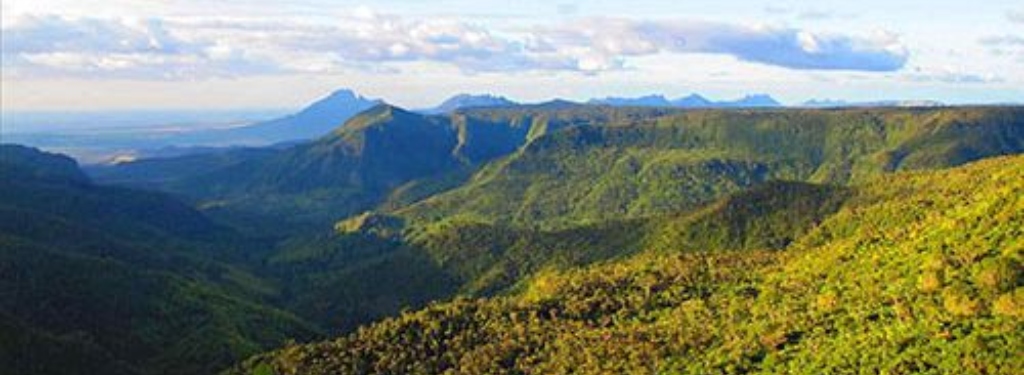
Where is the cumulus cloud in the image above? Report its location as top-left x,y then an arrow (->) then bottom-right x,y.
1,12 -> 910,79
531,18 -> 907,72
1,15 -> 280,78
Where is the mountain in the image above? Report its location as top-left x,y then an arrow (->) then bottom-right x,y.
92,105 -> 1024,235
93,105 -> 1024,337
13,104 -> 1024,375
0,145 -> 317,375
589,93 -> 781,108
421,94 -> 518,114
227,154 -> 1024,375
588,95 -> 673,107
715,93 -> 782,107
670,93 -> 713,107
92,103 -> 656,225
393,106 -> 1024,228
174,89 -> 381,146
1,143 -> 90,183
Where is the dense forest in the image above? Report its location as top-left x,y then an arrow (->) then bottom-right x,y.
2,105 -> 1022,374
228,154 -> 1024,374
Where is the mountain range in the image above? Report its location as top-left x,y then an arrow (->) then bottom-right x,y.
588,93 -> 782,108
8,88 -> 962,166
2,94 -> 1022,375
167,89 -> 382,146
419,94 -> 518,114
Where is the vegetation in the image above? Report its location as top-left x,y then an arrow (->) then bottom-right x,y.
396,107 -> 1024,228
6,105 -> 1024,374
0,145 -> 317,375
229,154 -> 1024,375
96,106 -> 1024,230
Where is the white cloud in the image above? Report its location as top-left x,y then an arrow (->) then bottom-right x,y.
909,72 -> 1004,84
531,18 -> 908,72
906,66 -> 1005,85
1,12 -> 910,80
979,35 -> 1024,63
1009,10 -> 1024,24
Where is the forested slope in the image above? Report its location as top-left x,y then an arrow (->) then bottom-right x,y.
230,154 -> 1023,375
0,145 -> 318,375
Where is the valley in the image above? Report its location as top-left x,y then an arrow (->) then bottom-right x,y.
2,103 -> 1022,374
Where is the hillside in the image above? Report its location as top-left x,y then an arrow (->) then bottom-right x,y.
93,106 -> 1024,232
92,104 -> 679,227
0,145 -> 318,375
395,106 -> 1024,228
228,153 -> 1024,375
74,106 -> 1024,373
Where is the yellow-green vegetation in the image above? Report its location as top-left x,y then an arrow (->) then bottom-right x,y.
229,155 -> 1023,375
22,106 -> 1024,374
397,107 -> 1024,228
94,106 -> 1024,231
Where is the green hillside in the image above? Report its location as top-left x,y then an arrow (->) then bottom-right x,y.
243,106 -> 1024,335
228,154 -> 1023,375
16,106 -> 1024,374
93,105 -> 1024,334
93,106 -> 1024,233
0,145 -> 318,375
396,107 -> 1024,228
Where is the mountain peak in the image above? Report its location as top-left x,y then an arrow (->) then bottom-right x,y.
423,93 -> 517,114
331,103 -> 423,135
671,93 -> 712,107
589,94 -> 672,107
720,94 -> 781,108
312,88 -> 379,109
326,88 -> 359,100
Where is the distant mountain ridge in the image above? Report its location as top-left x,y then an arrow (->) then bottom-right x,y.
175,89 -> 381,145
419,91 -> 793,114
589,93 -> 781,108
421,94 -> 519,114
94,105 -> 1024,231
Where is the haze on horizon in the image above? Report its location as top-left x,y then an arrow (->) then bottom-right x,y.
2,0 -> 1023,111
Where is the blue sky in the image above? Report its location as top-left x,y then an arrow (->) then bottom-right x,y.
2,0 -> 1022,110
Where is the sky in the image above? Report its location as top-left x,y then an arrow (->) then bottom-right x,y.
2,0 -> 1023,110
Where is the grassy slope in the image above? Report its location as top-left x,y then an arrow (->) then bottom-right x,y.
230,154 -> 1023,375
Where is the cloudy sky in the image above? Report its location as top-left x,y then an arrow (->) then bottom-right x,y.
2,0 -> 1023,110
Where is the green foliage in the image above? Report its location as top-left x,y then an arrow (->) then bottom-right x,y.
12,106 -> 1024,374
96,106 -> 1024,232
397,107 -> 1024,228
228,155 -> 1024,375
0,146 -> 317,375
